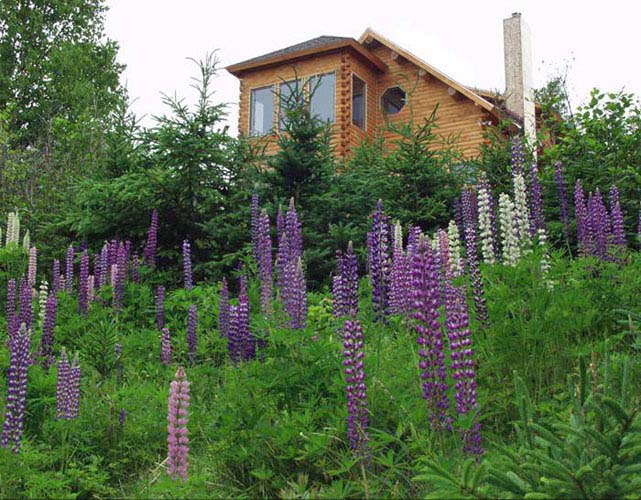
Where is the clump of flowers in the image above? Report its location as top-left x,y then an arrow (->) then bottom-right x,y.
167,366 -> 190,482
609,185 -> 626,252
55,347 -> 81,420
283,257 -> 307,330
1,323 -> 30,452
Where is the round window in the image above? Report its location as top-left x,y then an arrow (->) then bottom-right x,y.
381,86 -> 406,115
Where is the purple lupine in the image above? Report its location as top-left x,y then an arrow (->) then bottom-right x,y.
257,209 -> 273,315
186,305 -> 198,364
332,250 -> 345,318
283,257 -> 307,330
0,323 -> 30,452
407,225 -> 422,256
276,205 -> 285,248
342,319 -> 369,457
218,278 -> 230,338
367,200 -> 390,322
131,252 -> 140,283
529,162 -> 545,236
276,231 -> 288,293
554,161 -> 571,242
52,259 -> 61,293
6,278 -> 16,337
28,246 -> 37,288
510,136 -> 526,178
68,354 -> 81,419
17,277 -> 32,333
462,194 -> 489,328
167,366 -> 190,482
411,240 -> 451,430
588,190 -> 610,260
78,249 -> 89,317
389,224 -> 410,315
39,292 -> 57,371
156,285 -> 165,330
227,305 -> 241,363
65,245 -> 74,293
453,198 -> 464,243
161,328 -> 172,366
182,240 -> 193,291
113,244 -> 127,310
285,198 -> 303,264
55,348 -> 71,419
238,275 -> 255,360
250,191 -> 260,260
574,180 -> 592,256
143,209 -> 159,267
444,279 -> 482,455
609,185 -> 626,249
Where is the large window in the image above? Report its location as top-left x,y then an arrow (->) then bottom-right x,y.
279,79 -> 303,130
309,72 -> 335,123
250,86 -> 274,136
381,86 -> 406,115
352,75 -> 366,129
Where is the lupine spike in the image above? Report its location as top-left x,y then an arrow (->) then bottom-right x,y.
1,323 -> 30,452
65,245 -> 74,293
257,209 -> 273,315
462,191 -> 489,328
156,286 -> 165,330
28,246 -> 37,288
167,366 -> 190,482
498,193 -> 520,266
186,305 -> 198,364
513,173 -> 531,250
342,319 -> 369,458
477,175 -> 496,264
182,240 -> 193,291
143,209 -> 159,267
609,185 -> 626,249
161,328 -> 172,366
52,259 -> 61,293
367,200 -> 390,321
447,220 -> 462,275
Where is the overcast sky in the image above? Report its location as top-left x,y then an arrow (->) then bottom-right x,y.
105,0 -> 641,132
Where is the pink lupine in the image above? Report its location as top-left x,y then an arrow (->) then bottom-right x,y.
167,366 -> 190,482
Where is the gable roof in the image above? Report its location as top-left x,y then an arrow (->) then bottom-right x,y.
359,28 -> 499,119
226,35 -> 387,76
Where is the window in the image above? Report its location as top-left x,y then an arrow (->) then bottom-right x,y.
309,72 -> 335,123
352,75 -> 366,129
381,86 -> 406,115
250,86 -> 274,136
279,79 -> 303,130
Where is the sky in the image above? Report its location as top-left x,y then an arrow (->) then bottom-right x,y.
105,0 -> 641,132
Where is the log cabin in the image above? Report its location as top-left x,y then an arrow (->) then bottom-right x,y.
226,13 -> 537,159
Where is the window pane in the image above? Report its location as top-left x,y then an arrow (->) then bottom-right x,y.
381,86 -> 406,115
250,86 -> 274,136
352,75 -> 366,129
279,79 -> 303,130
309,73 -> 335,123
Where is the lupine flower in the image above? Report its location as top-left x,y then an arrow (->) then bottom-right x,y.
156,285 -> 165,330
285,198 -> 303,264
28,246 -> 37,288
407,225 -> 422,256
167,366 -> 190,482
367,200 -> 390,321
87,275 -> 95,302
477,176 -> 496,264
143,209 -> 159,267
78,249 -> 89,317
453,198 -> 464,240
510,136 -> 526,178
342,319 -> 369,457
65,245 -> 74,293
438,228 -> 450,277
609,185 -> 626,249
227,305 -> 241,363
462,195 -> 489,328
447,220 -> 462,275
55,348 -> 71,419
257,209 -> 273,315
444,278 -> 482,456
52,260 -> 61,293
276,205 -> 285,247
250,191 -> 260,260
110,264 -> 118,288
161,328 -> 172,366
513,173 -> 531,250
276,231 -> 288,293
218,278 -> 229,338
389,221 -> 410,315
38,281 -> 48,324
529,162 -> 545,236
68,354 -> 81,419
131,252 -> 140,283
499,193 -> 520,266
39,292 -> 57,371
187,305 -> 198,364
6,278 -> 16,337
182,240 -> 193,291
283,257 -> 307,330
588,190 -> 611,260
332,250 -> 345,318
1,323 -> 30,452
537,228 -> 553,289
574,180 -> 592,256
411,239 -> 451,430
238,275 -> 255,360
554,161 -> 571,242
333,242 -> 359,319
18,277 -> 33,332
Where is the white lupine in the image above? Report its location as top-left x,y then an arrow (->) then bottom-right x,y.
22,230 -> 30,250
431,233 -> 440,252
499,193 -> 520,266
447,220 -> 462,275
88,275 -> 95,302
38,281 -> 49,324
477,182 -> 496,264
537,228 -> 553,289
393,220 -> 403,252
9,212 -> 20,245
513,173 -> 531,250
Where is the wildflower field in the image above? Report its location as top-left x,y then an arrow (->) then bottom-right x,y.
1,145 -> 641,498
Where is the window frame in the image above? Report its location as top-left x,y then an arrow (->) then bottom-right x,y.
249,84 -> 275,137
381,85 -> 407,116
351,72 -> 367,130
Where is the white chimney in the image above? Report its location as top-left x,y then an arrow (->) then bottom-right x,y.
503,12 -> 536,149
